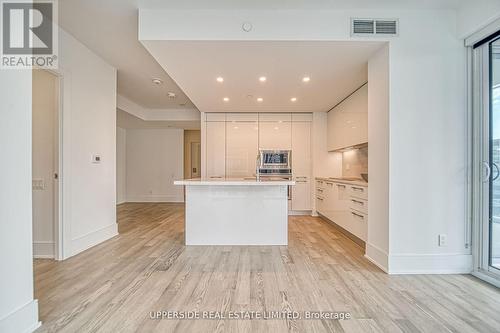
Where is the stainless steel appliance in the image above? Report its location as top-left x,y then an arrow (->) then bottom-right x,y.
257,149 -> 292,175
256,150 -> 292,199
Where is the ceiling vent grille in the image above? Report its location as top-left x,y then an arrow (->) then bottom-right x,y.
351,18 -> 398,36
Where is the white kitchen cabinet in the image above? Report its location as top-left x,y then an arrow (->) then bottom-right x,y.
315,178 -> 368,241
291,121 -> 311,210
327,84 -> 368,151
226,121 -> 259,177
205,121 -> 226,179
259,121 -> 292,150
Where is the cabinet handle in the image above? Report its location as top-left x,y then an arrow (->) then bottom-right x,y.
317,188 -> 324,192
351,212 -> 364,219
351,199 -> 364,205
316,197 -> 324,201
352,187 -> 364,192
337,184 -> 346,188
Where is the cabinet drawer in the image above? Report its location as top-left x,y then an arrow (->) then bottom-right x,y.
316,195 -> 325,213
316,179 -> 325,189
350,210 -> 367,241
348,185 -> 367,200
349,198 -> 367,214
316,187 -> 326,196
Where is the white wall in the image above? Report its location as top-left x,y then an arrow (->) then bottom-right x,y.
367,44 -> 390,272
0,72 -> 40,332
117,127 -> 127,204
140,8 -> 471,273
126,129 -> 184,202
59,29 -> 118,259
32,70 -> 58,259
457,0 -> 500,38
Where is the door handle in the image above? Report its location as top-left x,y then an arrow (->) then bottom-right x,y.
493,162 -> 500,181
483,161 -> 491,182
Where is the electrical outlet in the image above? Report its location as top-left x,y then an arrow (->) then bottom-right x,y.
438,234 -> 447,247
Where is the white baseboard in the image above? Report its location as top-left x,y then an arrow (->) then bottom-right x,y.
365,243 -> 388,273
125,195 -> 184,203
33,241 -> 54,259
388,253 -> 473,274
68,223 -> 118,259
288,210 -> 312,216
0,299 -> 40,333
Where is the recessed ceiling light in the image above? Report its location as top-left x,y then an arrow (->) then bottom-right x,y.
259,76 -> 267,82
167,92 -> 176,99
223,97 -> 230,102
291,97 -> 297,102
257,97 -> 263,102
302,76 -> 311,83
152,78 -> 163,85
216,77 -> 224,83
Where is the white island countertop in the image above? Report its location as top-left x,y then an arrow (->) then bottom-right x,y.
174,178 -> 295,186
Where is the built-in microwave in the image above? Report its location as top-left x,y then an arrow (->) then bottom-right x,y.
257,150 -> 292,174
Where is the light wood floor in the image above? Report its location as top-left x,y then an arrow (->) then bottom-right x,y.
35,203 -> 500,333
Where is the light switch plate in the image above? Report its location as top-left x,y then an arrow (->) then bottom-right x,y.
92,154 -> 102,164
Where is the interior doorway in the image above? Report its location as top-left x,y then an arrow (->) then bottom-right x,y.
32,69 -> 60,260
184,130 -> 201,179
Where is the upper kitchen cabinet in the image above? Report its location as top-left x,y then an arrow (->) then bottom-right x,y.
226,115 -> 259,178
205,116 -> 226,179
259,113 -> 292,150
327,84 -> 368,151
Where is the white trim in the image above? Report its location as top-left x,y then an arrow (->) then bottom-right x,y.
388,253 -> 473,274
365,243 -> 388,273
471,270 -> 500,288
125,195 -> 184,203
68,224 -> 118,259
288,210 -> 312,216
33,241 -> 55,259
0,300 -> 40,333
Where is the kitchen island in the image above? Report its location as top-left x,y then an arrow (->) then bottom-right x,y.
174,178 -> 295,245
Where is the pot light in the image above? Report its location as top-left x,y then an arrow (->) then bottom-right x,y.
302,76 -> 311,83
257,97 -> 263,102
152,78 -> 163,85
167,92 -> 176,99
216,77 -> 224,83
259,76 -> 267,82
223,97 -> 230,102
290,97 -> 297,102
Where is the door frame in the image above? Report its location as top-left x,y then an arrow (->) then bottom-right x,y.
470,32 -> 500,287
40,68 -> 65,261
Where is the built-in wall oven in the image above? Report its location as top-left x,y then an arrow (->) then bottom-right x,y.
257,150 -> 292,199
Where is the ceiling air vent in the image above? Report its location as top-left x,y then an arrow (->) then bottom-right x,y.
351,18 -> 398,37
352,19 -> 374,34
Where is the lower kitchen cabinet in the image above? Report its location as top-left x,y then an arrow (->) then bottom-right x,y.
315,178 -> 368,241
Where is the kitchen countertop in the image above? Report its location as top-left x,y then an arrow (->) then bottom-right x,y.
315,177 -> 368,187
174,178 -> 296,186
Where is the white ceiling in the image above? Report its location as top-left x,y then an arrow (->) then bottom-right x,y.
59,0 -> 468,111
117,109 -> 200,129
141,41 -> 384,112
140,0 -> 466,10
59,0 -> 195,109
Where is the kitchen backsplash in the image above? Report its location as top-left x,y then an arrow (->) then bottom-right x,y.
342,146 -> 368,179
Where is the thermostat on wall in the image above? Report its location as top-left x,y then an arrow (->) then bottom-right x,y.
92,154 -> 102,164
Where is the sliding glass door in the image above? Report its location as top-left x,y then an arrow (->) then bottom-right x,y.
472,34 -> 500,284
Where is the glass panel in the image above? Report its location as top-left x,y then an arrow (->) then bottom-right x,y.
490,39 -> 500,270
